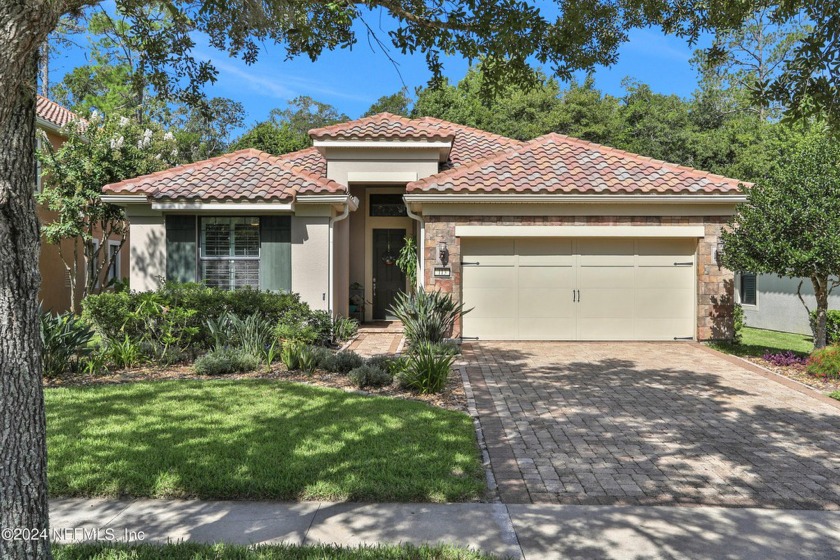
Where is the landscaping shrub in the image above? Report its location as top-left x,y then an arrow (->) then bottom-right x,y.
733,303 -> 745,343
275,317 -> 319,345
331,350 -> 364,374
333,315 -> 359,342
193,348 -> 261,376
229,313 -> 275,358
298,345 -> 319,375
806,346 -> 840,379
390,290 -> 470,345
83,283 -> 312,357
312,346 -> 335,371
397,342 -> 455,394
105,334 -> 142,369
349,364 -> 393,388
762,351 -> 807,367
281,340 -> 304,371
365,354 -> 394,372
40,311 -> 95,378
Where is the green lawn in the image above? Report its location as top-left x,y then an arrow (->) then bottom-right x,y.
54,542 -> 499,560
46,380 -> 484,502
707,326 -> 814,357
830,391 -> 840,402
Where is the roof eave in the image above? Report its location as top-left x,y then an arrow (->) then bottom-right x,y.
403,193 -> 747,204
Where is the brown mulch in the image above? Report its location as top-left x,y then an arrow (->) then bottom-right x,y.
745,357 -> 840,394
43,362 -> 467,412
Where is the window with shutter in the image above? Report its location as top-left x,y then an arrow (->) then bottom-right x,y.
740,273 -> 757,306
199,217 -> 260,290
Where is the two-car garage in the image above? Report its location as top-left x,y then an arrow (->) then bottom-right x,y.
460,229 -> 698,341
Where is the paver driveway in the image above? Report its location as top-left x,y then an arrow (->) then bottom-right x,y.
463,342 -> 840,509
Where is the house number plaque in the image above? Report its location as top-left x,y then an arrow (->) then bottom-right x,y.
433,267 -> 451,279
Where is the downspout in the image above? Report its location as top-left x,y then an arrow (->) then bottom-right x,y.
405,203 -> 424,289
328,196 -> 357,316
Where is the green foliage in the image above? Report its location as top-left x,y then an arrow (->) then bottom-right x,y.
83,284 -> 312,359
363,88 -> 413,117
171,97 -> 245,162
298,345 -> 319,375
397,343 -> 456,394
37,112 -> 179,309
331,351 -> 364,374
390,290 -> 470,345
365,355 -> 395,372
106,335 -> 142,369
348,365 -> 394,389
40,311 -> 95,379
806,346 -> 840,380
228,313 -> 275,358
193,348 -> 261,376
281,340 -> 304,371
733,303 -> 745,344
332,315 -> 359,343
721,132 -> 840,348
311,346 -> 335,371
811,310 -> 840,346
396,236 -> 418,289
232,121 -> 310,155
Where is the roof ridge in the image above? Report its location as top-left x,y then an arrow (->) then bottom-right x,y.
545,132 -> 750,186
417,116 -> 523,145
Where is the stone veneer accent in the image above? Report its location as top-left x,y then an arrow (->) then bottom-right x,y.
423,215 -> 734,341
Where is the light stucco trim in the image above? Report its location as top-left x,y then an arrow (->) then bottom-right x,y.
149,202 -> 295,212
455,225 -> 706,238
346,171 -> 418,183
314,140 -> 452,150
102,194 -> 149,204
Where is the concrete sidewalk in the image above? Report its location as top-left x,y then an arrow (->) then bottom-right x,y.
50,499 -> 840,559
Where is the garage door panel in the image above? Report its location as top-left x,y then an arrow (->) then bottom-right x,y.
635,289 -> 693,319
578,266 -> 634,288
462,266 -> 514,289
636,266 -> 693,286
518,318 -> 576,340
578,318 -> 636,340
461,237 -> 696,341
579,289 -> 635,318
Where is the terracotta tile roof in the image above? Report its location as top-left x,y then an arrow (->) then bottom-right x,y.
417,117 -> 523,169
407,133 -> 748,195
309,112 -> 456,142
36,95 -> 82,129
102,149 -> 345,202
278,146 -> 326,176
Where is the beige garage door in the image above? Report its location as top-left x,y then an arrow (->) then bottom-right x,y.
461,237 -> 696,341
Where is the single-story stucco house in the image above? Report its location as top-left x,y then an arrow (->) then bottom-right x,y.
734,273 -> 840,335
102,113 -> 747,341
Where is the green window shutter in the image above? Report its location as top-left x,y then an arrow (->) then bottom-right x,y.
166,215 -> 197,283
260,216 -> 291,292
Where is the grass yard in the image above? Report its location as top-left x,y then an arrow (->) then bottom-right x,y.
53,542 -> 499,560
46,380 -> 484,502
708,326 -> 813,357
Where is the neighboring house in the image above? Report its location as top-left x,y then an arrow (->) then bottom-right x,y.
36,95 -> 129,312
734,273 -> 840,335
102,113 -> 746,341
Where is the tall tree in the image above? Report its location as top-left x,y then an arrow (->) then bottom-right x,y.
172,97 -> 246,162
363,88 -> 413,117
232,121 -> 310,155
721,132 -> 840,348
37,114 -> 179,312
268,96 -> 349,146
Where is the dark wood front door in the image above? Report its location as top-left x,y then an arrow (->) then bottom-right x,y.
373,229 -> 406,320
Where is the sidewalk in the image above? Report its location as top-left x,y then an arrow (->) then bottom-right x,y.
50,499 -> 840,559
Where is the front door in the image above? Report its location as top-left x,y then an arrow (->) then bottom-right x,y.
373,229 -> 406,320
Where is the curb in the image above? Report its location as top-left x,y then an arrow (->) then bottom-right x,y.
458,363 -> 500,503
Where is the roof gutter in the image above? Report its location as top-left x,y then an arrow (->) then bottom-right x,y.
403,193 -> 747,204
101,194 -> 150,204
328,195 -> 359,317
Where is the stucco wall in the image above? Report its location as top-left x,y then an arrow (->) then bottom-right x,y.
291,215 -> 330,312
127,213 -> 166,292
423,215 -> 734,341
325,147 -> 440,186
738,273 -> 840,335
333,216 -> 350,317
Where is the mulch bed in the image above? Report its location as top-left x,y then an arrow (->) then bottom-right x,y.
744,357 -> 840,394
44,363 -> 467,412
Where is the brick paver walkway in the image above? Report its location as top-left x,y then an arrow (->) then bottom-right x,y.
464,342 -> 840,509
345,321 -> 404,357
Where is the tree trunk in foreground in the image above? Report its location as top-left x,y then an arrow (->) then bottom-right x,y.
812,275 -> 830,350
1,3 -> 60,559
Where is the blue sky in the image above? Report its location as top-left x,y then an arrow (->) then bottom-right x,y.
49,8 -> 710,128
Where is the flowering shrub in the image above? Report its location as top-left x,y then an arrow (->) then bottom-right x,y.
762,351 -> 808,367
806,346 -> 840,379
